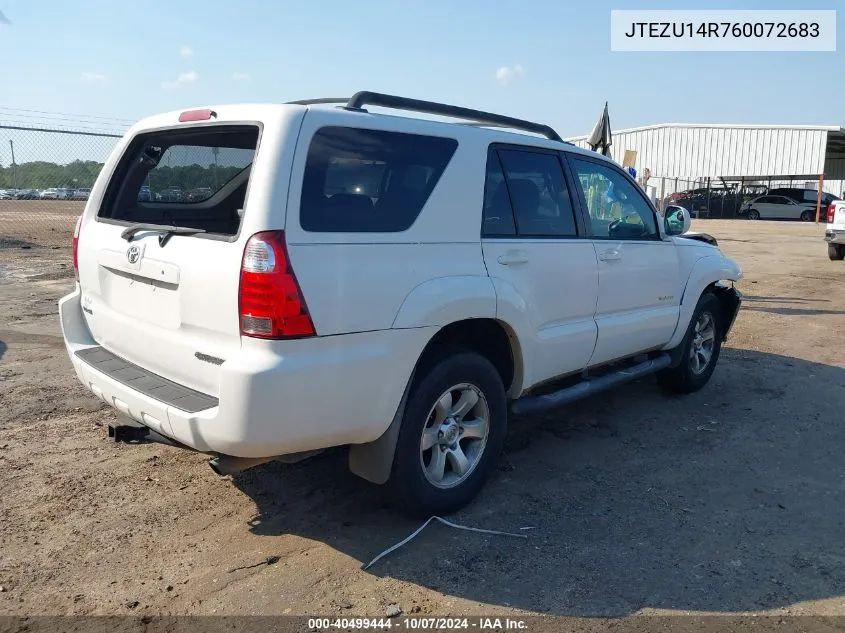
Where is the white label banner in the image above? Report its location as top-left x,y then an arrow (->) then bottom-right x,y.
611,10 -> 836,52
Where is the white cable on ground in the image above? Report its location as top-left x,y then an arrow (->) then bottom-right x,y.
361,516 -> 530,570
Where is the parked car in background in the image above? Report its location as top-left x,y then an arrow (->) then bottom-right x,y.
15,189 -> 38,200
0,189 -> 14,200
186,187 -> 213,202
72,189 -> 91,200
768,188 -> 840,208
740,195 -> 819,221
137,186 -> 152,202
159,187 -> 184,202
40,188 -> 60,200
826,200 -> 845,260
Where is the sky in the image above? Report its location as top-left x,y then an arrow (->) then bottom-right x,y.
0,0 -> 843,164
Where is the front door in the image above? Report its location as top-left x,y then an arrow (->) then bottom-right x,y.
480,146 -> 599,389
566,154 -> 681,367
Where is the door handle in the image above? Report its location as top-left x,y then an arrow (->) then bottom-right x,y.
497,250 -> 529,266
598,248 -> 621,262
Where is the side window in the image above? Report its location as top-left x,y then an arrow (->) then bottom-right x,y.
481,151 -> 516,236
569,157 -> 659,240
300,127 -> 458,233
496,149 -> 578,237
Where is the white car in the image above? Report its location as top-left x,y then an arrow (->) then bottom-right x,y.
826,200 -> 845,260
741,194 -> 819,221
59,93 -> 743,517
39,188 -> 60,199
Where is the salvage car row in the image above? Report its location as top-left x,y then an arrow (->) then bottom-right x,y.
0,187 -> 90,200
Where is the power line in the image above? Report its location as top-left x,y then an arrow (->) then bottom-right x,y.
0,120 -> 125,136
0,106 -> 135,124
0,111 -> 128,131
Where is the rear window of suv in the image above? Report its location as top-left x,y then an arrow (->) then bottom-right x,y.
99,125 -> 259,237
300,126 -> 458,233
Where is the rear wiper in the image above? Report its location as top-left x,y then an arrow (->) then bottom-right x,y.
121,223 -> 206,247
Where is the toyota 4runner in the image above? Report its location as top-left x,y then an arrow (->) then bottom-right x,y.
59,92 -> 743,517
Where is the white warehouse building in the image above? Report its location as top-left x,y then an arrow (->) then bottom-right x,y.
568,123 -> 845,216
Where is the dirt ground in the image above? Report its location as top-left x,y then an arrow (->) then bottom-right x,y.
1,206 -> 844,620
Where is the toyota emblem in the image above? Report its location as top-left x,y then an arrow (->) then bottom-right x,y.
126,244 -> 141,264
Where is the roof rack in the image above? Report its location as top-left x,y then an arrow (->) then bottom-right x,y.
285,97 -> 349,106
284,91 -> 564,142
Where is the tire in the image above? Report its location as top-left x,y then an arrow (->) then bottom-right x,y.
829,244 -> 845,261
747,209 -> 760,220
800,210 -> 814,222
658,292 -> 723,394
388,351 -> 507,518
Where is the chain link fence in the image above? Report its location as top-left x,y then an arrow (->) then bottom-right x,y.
0,125 -> 122,249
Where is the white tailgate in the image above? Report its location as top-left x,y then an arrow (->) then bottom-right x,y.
73,106 -> 305,397
78,222 -> 244,396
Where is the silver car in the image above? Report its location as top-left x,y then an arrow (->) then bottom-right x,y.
741,195 -> 819,221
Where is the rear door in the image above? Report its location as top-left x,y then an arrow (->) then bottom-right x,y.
480,145 -> 598,387
752,196 -> 775,218
76,116 -> 278,397
771,196 -> 797,219
566,153 -> 681,367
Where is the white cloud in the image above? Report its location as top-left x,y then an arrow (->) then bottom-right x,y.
81,72 -> 107,82
180,45 -> 194,58
232,72 -> 249,81
162,70 -> 199,89
493,64 -> 524,86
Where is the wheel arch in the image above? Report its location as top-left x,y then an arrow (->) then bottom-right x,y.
348,317 -> 523,484
664,254 -> 742,350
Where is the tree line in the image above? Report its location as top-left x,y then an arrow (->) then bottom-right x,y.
0,160 -> 244,192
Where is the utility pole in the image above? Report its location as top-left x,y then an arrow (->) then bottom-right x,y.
9,139 -> 17,191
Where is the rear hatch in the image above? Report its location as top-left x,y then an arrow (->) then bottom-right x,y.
76,113 -> 278,397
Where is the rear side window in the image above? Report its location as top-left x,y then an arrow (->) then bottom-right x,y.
100,125 -> 259,237
482,146 -> 578,238
481,151 -> 516,236
300,127 -> 458,233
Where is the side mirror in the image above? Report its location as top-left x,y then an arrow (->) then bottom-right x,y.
664,205 -> 692,236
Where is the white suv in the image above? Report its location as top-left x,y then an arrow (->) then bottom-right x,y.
59,92 -> 743,517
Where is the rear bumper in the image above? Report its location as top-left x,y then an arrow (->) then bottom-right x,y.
59,288 -> 432,458
825,229 -> 845,245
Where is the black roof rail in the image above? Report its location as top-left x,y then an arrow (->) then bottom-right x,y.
285,92 -> 564,142
345,91 -> 563,142
285,97 -> 350,106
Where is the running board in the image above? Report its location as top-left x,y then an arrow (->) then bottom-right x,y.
510,354 -> 672,417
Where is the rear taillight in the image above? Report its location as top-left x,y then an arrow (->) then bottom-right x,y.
238,231 -> 315,339
827,203 -> 836,224
72,215 -> 82,281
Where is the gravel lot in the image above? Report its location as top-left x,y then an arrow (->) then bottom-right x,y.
1,206 -> 844,620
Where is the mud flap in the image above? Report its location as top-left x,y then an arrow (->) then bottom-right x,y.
348,368 -> 416,485
713,284 -> 742,341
